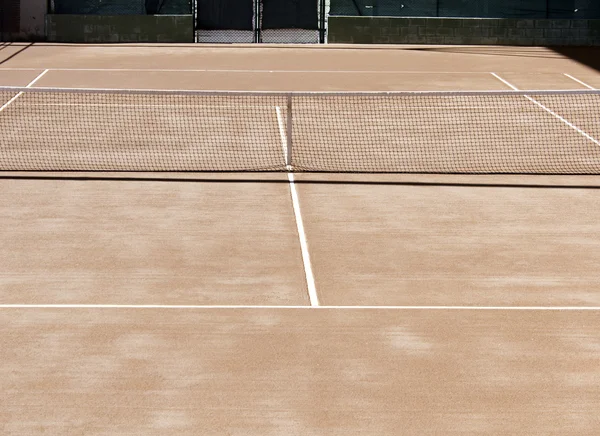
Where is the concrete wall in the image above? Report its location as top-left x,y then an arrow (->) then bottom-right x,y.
328,17 -> 600,46
0,0 -> 45,40
47,15 -> 194,43
19,0 -> 46,39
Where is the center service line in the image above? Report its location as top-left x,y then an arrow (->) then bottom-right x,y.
276,106 -> 319,307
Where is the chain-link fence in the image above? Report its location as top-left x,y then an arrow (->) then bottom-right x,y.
258,0 -> 320,42
195,0 -> 327,43
259,29 -> 319,43
194,0 -> 256,42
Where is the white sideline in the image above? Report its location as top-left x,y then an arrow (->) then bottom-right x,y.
1,304 -> 599,310
0,69 -> 49,112
276,106 -> 319,307
491,72 -> 600,148
564,73 -> 596,90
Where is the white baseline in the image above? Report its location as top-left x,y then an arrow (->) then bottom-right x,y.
1,304 -> 599,310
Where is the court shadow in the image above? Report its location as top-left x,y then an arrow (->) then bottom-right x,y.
2,173 -> 600,190
404,46 -> 565,59
10,42 -> 335,50
551,47 -> 600,73
0,42 -> 34,66
403,46 -> 600,71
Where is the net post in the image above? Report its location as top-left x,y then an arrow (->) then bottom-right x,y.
319,0 -> 326,43
286,94 -> 293,168
192,0 -> 197,42
253,0 -> 259,43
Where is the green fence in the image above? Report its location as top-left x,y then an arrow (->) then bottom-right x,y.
328,16 -> 600,46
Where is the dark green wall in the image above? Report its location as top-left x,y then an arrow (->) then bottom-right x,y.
328,17 -> 600,46
47,15 -> 194,43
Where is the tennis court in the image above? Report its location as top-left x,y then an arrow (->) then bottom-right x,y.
2,44 -> 600,434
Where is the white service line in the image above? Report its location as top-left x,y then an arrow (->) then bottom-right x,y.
564,73 -> 596,90
25,69 -> 50,87
491,72 -> 600,148
0,69 -> 49,112
19,103 -> 281,110
276,106 -> 319,307
489,72 -> 526,91
1,304 -> 599,310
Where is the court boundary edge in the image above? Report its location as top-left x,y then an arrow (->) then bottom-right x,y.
1,304 -> 600,310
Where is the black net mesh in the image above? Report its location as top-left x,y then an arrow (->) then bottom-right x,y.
439,0 -> 546,18
1,0 -> 22,37
194,0 -> 255,42
2,87 -> 600,174
259,0 -> 319,43
51,0 -> 191,14
261,0 -> 318,29
548,0 -> 600,19
330,0 -> 437,17
52,0 -> 145,15
195,0 -> 253,29
153,0 -> 192,14
330,0 -> 600,18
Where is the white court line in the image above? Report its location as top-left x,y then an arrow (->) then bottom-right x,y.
276,105 -> 319,307
1,304 -> 600,310
564,73 -> 596,90
0,69 -> 49,112
0,67 -> 497,74
21,103 -> 506,110
24,69 -> 49,87
491,72 -> 600,148
15,103 -> 281,110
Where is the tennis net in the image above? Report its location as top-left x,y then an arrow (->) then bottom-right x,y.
1,86 -> 600,174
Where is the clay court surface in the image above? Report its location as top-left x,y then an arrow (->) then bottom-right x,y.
2,43 -> 600,434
